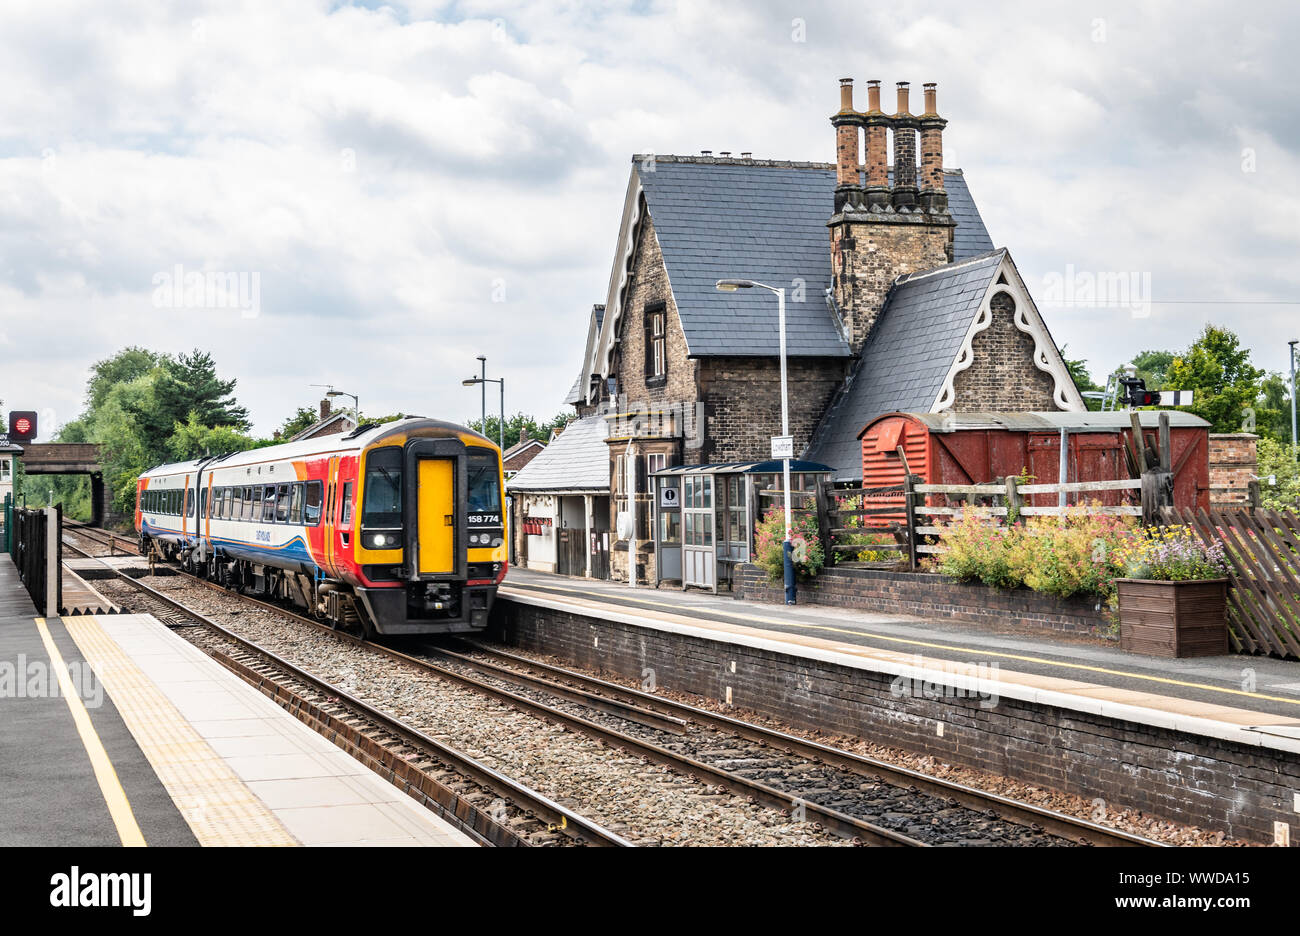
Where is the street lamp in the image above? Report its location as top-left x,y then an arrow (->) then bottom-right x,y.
716,278 -> 796,605
1289,340 -> 1297,462
323,388 -> 360,424
462,361 -> 505,453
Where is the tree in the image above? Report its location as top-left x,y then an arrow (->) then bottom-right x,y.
1129,350 -> 1176,388
86,347 -> 164,410
127,350 -> 249,461
1256,437 -> 1300,510
467,412 -> 570,450
167,412 -> 258,461
1163,325 -> 1264,433
276,406 -> 320,440
1253,373 -> 1293,442
1061,351 -> 1103,411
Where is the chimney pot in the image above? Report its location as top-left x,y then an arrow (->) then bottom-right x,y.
741,151 -> 752,159
866,79 -> 882,114
895,81 -> 911,116
838,77 -> 855,112
923,82 -> 938,116
700,149 -> 712,156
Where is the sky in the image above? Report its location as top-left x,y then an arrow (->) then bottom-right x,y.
1,0 -> 1297,438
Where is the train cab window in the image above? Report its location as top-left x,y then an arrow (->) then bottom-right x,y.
289,483 -> 304,524
361,448 -> 401,530
275,483 -> 291,523
304,481 -> 323,526
340,482 -> 353,526
467,449 -> 503,516
262,485 -> 277,522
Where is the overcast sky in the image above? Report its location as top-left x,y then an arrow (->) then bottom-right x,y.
2,0 -> 1297,437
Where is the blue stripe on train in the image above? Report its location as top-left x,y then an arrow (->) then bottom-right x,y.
142,520 -> 321,575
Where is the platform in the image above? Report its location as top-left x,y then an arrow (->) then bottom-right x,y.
501,568 -> 1300,753
0,555 -> 474,847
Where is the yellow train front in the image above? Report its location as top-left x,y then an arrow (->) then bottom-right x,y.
344,419 -> 508,636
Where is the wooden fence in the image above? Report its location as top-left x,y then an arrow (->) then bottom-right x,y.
815,476 -> 1146,570
1161,506 -> 1300,657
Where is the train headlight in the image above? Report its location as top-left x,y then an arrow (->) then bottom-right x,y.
364,532 -> 400,549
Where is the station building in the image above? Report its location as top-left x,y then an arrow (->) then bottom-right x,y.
512,78 -> 1085,584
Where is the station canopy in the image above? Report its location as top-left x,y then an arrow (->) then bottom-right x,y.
651,460 -> 833,477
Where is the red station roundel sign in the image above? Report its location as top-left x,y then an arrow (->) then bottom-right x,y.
7,411 -> 37,443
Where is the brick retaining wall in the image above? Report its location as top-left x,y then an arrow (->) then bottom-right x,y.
734,563 -> 1113,637
496,598 -> 1298,844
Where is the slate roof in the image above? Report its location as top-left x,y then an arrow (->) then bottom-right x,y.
804,249 -> 1008,480
506,416 -> 610,492
635,157 -> 994,359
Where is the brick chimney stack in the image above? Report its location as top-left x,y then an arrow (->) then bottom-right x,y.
891,82 -> 919,210
863,79 -> 890,211
918,82 -> 948,211
831,78 -> 864,212
828,77 -> 955,354
319,399 -> 331,421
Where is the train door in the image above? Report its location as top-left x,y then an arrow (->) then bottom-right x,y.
416,458 -> 456,574
204,472 -> 214,552
322,456 -> 340,578
682,474 -> 715,589
333,459 -> 356,576
182,474 -> 192,542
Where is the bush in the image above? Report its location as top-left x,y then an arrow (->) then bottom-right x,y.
929,503 -> 1140,604
753,508 -> 824,584
1256,437 -> 1300,511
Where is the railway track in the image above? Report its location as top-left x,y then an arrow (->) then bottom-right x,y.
60,537 -> 631,848
62,528 -> 1161,847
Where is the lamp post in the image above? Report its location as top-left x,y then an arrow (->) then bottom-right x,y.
716,278 -> 796,604
463,365 -> 505,453
1289,340 -> 1297,462
325,389 -> 360,424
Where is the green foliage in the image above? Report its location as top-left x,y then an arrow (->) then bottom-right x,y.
467,411 -> 570,451
1256,437 -> 1300,510
1062,352 -> 1103,412
125,349 -> 249,463
167,412 -> 258,461
930,506 -> 1139,604
753,508 -> 824,583
1122,526 -> 1228,582
1127,349 -> 1176,388
1252,372 -> 1293,442
1163,325 -> 1264,433
276,406 -> 321,440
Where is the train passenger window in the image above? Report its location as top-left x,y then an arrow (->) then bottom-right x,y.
276,483 -> 291,522
186,489 -> 194,517
262,485 -> 277,522
289,483 -> 304,524
231,488 -> 242,520
244,487 -> 255,521
222,488 -> 233,520
340,482 -> 353,526
304,481 -> 323,526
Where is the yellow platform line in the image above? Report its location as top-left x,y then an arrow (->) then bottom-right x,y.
504,581 -> 1300,708
35,617 -> 146,847
64,616 -> 298,847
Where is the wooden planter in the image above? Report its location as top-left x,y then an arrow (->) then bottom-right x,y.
1115,578 -> 1229,658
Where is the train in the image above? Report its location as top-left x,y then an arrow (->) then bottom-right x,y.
135,417 -> 507,636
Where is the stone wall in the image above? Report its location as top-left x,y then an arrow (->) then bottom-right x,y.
951,291 -> 1059,410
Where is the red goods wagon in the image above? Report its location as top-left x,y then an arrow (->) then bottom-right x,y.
856,411 -> 1211,522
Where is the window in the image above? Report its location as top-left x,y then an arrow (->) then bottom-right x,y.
361,448 -> 401,529
262,485 -> 277,522
340,481 -> 353,525
644,302 -> 667,381
231,487 -> 242,520
275,483 -> 291,523
186,488 -> 194,517
727,476 -> 748,560
244,487 -> 256,521
223,487 -> 234,520
684,511 -> 712,547
304,481 -> 323,526
1,458 -> 11,482
467,449 -> 501,516
289,483 -> 304,524
646,452 -> 666,475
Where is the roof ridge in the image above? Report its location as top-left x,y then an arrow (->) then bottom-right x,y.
633,154 -> 968,174
892,247 -> 1007,286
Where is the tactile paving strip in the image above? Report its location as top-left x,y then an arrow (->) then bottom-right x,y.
63,617 -> 299,847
